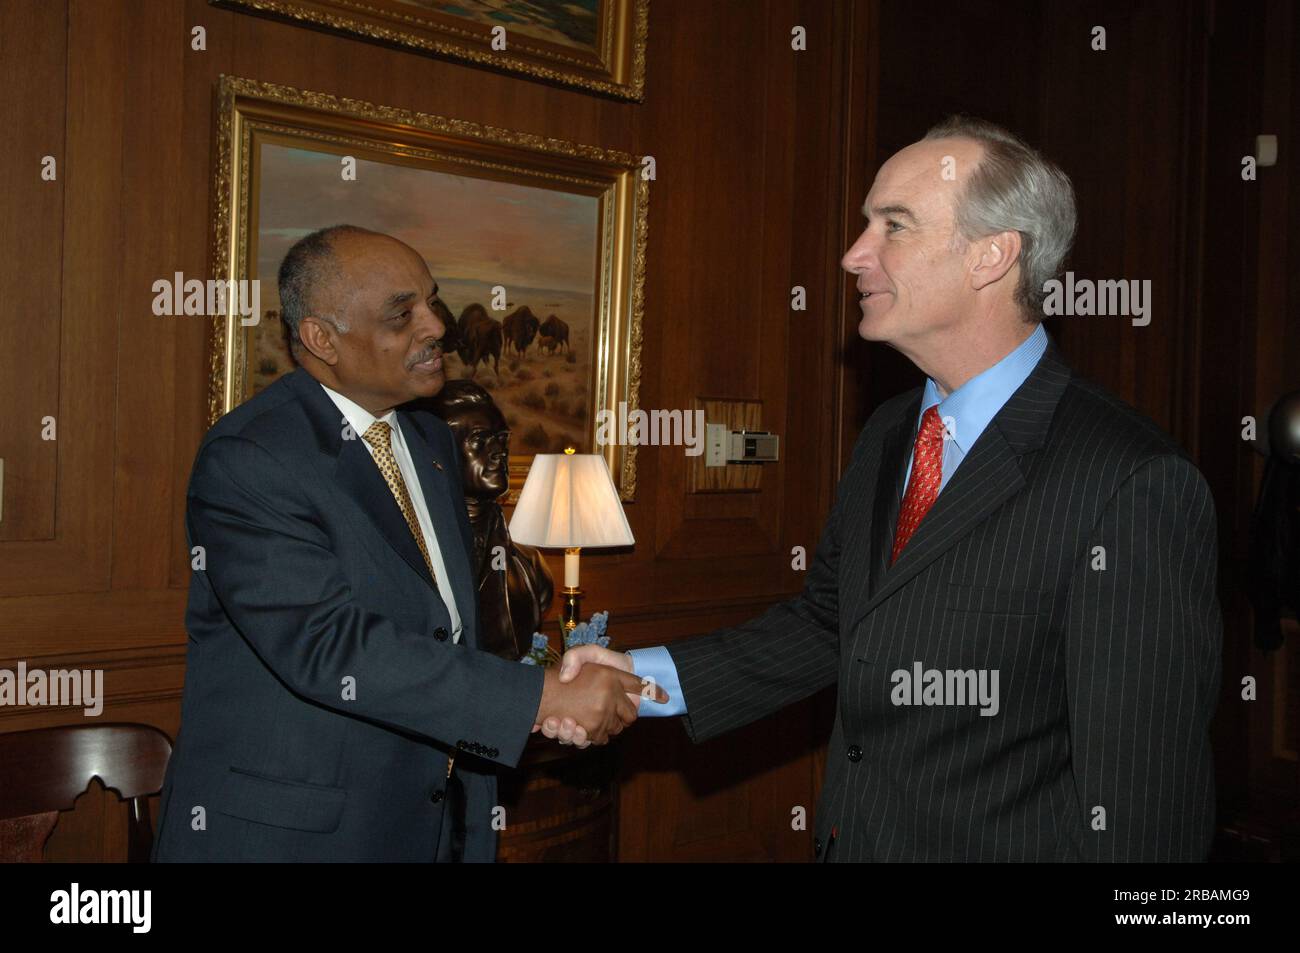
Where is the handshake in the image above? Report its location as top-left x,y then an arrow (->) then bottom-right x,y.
531,646 -> 665,748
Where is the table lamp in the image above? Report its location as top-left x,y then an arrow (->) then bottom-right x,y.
509,447 -> 635,641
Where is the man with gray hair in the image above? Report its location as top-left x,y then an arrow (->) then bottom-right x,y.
553,116 -> 1223,862
155,225 -> 661,862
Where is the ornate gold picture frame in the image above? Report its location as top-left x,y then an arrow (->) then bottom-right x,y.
211,0 -> 648,101
209,75 -> 646,501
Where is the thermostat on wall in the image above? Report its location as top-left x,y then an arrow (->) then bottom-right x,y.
705,425 -> 780,466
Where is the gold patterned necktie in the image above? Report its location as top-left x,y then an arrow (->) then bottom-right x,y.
363,420 -> 454,779
362,420 -> 438,590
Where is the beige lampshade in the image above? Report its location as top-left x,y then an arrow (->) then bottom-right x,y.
509,453 -> 635,548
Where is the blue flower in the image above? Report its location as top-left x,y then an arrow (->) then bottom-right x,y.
520,655 -> 537,665
531,632 -> 550,650
560,612 -> 612,649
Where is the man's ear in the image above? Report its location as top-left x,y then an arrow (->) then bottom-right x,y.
969,229 -> 1022,291
297,315 -> 340,365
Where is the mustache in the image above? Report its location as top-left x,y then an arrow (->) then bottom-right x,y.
406,340 -> 443,369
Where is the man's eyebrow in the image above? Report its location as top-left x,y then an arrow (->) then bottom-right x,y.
862,203 -> 918,223
383,291 -> 418,310
382,279 -> 439,311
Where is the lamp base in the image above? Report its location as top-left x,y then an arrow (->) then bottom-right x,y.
560,586 -> 583,636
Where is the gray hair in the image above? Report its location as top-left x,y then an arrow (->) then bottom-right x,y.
922,116 -> 1076,321
277,224 -> 372,354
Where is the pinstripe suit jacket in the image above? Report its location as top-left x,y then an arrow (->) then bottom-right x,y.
669,339 -> 1222,861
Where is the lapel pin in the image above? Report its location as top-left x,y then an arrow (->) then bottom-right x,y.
432,459 -> 444,471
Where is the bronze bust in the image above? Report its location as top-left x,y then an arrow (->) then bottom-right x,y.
425,380 -> 555,660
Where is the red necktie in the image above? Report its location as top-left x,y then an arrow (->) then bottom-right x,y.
890,406 -> 946,565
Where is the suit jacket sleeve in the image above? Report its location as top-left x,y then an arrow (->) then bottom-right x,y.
664,430 -> 872,743
187,433 -> 544,769
1063,453 -> 1222,861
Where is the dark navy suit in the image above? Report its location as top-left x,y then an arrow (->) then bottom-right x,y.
154,368 -> 542,861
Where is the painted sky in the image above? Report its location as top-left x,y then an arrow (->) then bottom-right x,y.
255,143 -> 600,301
398,0 -> 600,50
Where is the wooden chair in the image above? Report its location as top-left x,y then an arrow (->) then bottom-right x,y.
0,723 -> 173,862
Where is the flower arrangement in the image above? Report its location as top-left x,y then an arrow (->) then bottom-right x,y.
520,611 -> 610,666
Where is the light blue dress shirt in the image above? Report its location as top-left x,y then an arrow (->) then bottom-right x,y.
629,325 -> 1050,716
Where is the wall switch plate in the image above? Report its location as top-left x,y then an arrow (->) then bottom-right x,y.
705,424 -> 728,467
727,430 -> 779,463
1257,134 -> 1278,167
691,398 -> 765,493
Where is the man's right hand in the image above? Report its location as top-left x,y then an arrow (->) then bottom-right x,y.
534,662 -> 647,747
533,646 -> 668,747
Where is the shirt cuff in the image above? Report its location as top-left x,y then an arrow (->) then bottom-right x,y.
628,646 -> 688,717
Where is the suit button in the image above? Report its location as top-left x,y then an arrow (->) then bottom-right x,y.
846,744 -> 863,762
434,627 -> 449,642
430,789 -> 444,803
814,837 -> 822,855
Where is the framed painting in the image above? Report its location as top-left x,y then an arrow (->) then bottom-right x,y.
208,75 -> 647,501
211,0 -> 648,101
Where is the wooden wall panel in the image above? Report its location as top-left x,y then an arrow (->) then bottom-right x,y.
1195,0 -> 1263,829
646,0 -> 791,573
170,0 -> 234,590
113,0 -> 187,592
1035,0 -> 1210,437
1236,0 -> 1300,852
0,0 -> 127,597
0,0 -> 65,543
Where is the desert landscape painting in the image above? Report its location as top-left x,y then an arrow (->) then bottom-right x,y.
248,141 -> 599,456
398,0 -> 601,51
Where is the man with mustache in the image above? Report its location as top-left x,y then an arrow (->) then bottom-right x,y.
550,117 -> 1223,862
154,225 -> 659,862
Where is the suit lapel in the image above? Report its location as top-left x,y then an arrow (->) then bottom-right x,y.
860,424 -> 1027,619
286,370 -> 438,592
849,340 -> 1072,632
865,406 -> 917,602
398,411 -> 479,649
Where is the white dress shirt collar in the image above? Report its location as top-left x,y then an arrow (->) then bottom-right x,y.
316,383 -> 397,442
